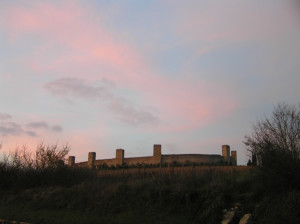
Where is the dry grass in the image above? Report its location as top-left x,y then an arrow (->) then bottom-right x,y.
96,165 -> 251,177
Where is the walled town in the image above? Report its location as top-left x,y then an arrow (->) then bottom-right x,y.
68,144 -> 237,168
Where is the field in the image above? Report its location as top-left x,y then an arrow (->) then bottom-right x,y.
0,165 -> 299,224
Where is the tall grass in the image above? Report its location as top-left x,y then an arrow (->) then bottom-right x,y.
0,165 -> 254,224
0,163 -> 299,224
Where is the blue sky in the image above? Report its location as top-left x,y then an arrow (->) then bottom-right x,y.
0,0 -> 299,164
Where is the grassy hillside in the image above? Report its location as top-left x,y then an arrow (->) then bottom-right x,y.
0,165 -> 299,224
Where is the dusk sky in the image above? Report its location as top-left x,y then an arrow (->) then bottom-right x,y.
1,0 -> 300,164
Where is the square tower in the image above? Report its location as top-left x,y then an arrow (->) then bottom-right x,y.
231,151 -> 237,166
116,149 -> 124,166
222,145 -> 230,165
68,156 -> 75,167
153,144 -> 162,164
88,152 -> 96,169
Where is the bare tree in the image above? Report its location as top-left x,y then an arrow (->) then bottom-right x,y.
244,103 -> 300,165
9,145 -> 34,169
35,142 -> 70,169
0,142 -> 70,169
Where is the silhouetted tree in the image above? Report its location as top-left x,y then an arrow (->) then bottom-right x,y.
247,159 -> 252,166
2,142 -> 70,169
244,103 -> 300,190
35,142 -> 70,169
244,103 -> 300,164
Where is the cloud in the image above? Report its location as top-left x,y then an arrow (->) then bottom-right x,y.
0,113 -> 12,120
26,121 -> 49,129
45,78 -> 112,100
0,1 -> 142,84
0,122 -> 23,136
110,98 -> 160,125
0,116 -> 63,137
0,1 -> 239,132
45,77 -> 160,126
0,121 -> 37,137
26,121 -> 63,133
52,125 -> 63,132
25,131 -> 37,137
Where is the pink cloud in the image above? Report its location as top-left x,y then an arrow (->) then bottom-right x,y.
1,1 -> 143,83
136,75 -> 237,132
0,1 -> 237,133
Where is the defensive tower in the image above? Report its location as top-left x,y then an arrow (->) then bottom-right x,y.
231,150 -> 237,166
88,152 -> 96,169
153,144 -> 162,164
116,149 -> 124,166
71,144 -> 237,168
68,156 -> 75,167
222,145 -> 230,164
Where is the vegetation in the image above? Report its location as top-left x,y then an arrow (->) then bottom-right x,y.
244,103 -> 300,223
0,103 -> 299,223
0,162 -> 299,224
1,142 -> 70,170
244,103 -> 300,191
0,164 -> 255,224
244,103 -> 300,164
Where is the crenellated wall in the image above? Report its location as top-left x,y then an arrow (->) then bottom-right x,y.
69,144 -> 237,168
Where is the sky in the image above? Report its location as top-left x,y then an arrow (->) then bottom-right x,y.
0,0 -> 300,165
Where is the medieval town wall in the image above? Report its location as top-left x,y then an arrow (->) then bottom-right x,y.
94,158 -> 116,167
69,144 -> 237,168
162,154 -> 224,164
124,156 -> 154,166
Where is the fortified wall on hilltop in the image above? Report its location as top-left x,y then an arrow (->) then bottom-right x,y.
68,145 -> 237,168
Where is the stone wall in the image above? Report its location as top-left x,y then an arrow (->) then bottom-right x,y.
69,144 -> 237,168
94,158 -> 116,167
124,156 -> 154,165
162,154 -> 224,165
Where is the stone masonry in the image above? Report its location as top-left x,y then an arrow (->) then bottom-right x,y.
116,149 -> 124,166
88,152 -> 96,169
222,145 -> 231,165
70,144 -> 238,168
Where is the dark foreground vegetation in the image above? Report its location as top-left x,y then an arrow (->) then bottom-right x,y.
0,164 -> 299,224
1,103 -> 300,224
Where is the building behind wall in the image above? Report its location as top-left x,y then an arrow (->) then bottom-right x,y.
71,144 -> 238,168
